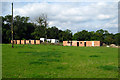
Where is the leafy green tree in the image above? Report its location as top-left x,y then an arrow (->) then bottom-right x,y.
2,14 -> 120,46
14,15 -> 34,40
95,29 -> 105,42
89,31 -> 96,40
31,25 -> 45,39
47,26 -> 59,39
62,29 -> 72,41
104,34 -> 115,45
2,15 -> 11,43
73,30 -> 89,41
114,33 -> 120,45
36,14 -> 48,39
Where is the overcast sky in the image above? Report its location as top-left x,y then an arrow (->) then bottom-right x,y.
1,1 -> 119,34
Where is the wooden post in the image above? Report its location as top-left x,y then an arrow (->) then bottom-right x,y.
11,3 -> 14,48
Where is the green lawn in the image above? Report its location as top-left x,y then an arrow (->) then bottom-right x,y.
2,44 -> 118,78
0,44 -> 2,79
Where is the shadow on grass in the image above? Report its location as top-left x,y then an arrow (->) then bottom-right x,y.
38,59 -> 60,62
18,51 -> 62,58
32,74 -> 45,78
13,45 -> 25,48
18,52 -> 33,53
89,55 -> 100,57
97,65 -> 118,71
29,61 -> 49,65
29,59 -> 60,65
99,51 -> 104,53
56,66 -> 67,70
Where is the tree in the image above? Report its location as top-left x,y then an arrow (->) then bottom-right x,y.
31,25 -> 45,39
61,29 -> 72,41
95,29 -> 104,42
36,14 -> 48,39
89,31 -> 96,40
73,30 -> 89,41
2,15 -> 35,43
114,33 -> 120,45
47,26 -> 59,39
2,14 -> 120,46
2,15 -> 12,43
104,34 -> 114,45
14,15 -> 34,40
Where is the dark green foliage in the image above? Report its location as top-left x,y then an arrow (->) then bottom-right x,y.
47,26 -> 59,39
2,15 -> 34,43
73,29 -> 120,45
73,30 -> 90,41
1,15 -> 120,45
31,25 -> 46,39
114,33 -> 120,45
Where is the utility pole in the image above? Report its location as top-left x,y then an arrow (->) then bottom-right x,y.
11,3 -> 14,48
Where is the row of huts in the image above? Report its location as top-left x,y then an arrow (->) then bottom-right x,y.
11,38 -> 59,44
40,38 -> 59,43
11,40 -> 100,47
11,40 -> 41,44
63,41 -> 100,47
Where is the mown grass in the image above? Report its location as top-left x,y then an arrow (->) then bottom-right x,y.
2,44 -> 118,78
0,44 -> 2,79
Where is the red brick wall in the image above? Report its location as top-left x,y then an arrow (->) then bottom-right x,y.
86,41 -> 100,47
63,41 -> 68,46
79,41 -> 84,46
11,40 -> 13,44
13,40 -> 17,44
63,41 -> 100,47
36,40 -> 40,44
11,40 -> 100,46
26,40 -> 29,44
94,41 -> 100,46
72,41 -> 77,46
21,40 -> 25,44
31,40 -> 35,44
86,41 -> 92,47
63,41 -> 76,46
17,40 -> 20,44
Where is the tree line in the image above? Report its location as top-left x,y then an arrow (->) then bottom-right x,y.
1,15 -> 120,45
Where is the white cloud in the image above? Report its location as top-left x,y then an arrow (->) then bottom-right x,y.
97,14 -> 114,20
12,2 -> 118,33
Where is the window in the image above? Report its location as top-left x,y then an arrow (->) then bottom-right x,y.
80,42 -> 82,44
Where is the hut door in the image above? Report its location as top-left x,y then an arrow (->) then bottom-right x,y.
29,40 -> 31,44
77,42 -> 79,46
92,41 -> 94,46
84,42 -> 86,47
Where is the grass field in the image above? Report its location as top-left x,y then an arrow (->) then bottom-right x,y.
2,44 -> 118,78
0,44 -> 2,79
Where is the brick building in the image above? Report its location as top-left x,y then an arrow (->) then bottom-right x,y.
36,40 -> 40,44
17,40 -> 20,44
11,40 -> 41,45
21,40 -> 25,44
63,41 -> 100,47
